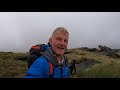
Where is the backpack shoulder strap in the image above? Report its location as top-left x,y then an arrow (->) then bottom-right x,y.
48,61 -> 54,78
46,56 -> 68,78
64,56 -> 69,66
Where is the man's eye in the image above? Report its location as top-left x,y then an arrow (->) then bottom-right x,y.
64,40 -> 68,43
57,38 -> 61,41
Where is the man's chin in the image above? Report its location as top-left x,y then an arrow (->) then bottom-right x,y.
55,52 -> 64,56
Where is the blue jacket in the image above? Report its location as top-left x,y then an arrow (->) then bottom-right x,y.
24,44 -> 70,78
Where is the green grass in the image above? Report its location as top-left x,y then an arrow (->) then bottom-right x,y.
76,62 -> 120,78
65,48 -> 120,78
0,49 -> 120,78
0,52 -> 28,78
0,59 -> 27,78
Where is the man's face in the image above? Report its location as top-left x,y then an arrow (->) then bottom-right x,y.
49,31 -> 69,56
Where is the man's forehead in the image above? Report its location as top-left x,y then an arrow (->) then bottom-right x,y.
54,31 -> 69,37
54,33 -> 68,38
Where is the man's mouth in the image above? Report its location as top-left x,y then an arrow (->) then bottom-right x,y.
57,47 -> 65,50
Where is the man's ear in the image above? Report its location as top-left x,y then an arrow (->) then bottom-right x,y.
49,38 -> 52,45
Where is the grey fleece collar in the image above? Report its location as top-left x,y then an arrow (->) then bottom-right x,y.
42,48 -> 59,67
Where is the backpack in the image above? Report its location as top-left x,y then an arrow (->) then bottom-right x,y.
27,44 -> 54,78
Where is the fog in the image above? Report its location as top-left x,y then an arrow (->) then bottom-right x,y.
0,12 -> 120,52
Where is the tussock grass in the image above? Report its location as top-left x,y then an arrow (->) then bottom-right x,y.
0,52 -> 28,78
65,48 -> 120,78
0,48 -> 120,78
76,62 -> 120,78
0,59 -> 27,78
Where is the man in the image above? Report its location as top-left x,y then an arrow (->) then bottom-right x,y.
69,59 -> 76,75
24,27 -> 70,78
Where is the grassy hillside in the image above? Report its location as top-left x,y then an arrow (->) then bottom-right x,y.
0,52 -> 28,78
0,48 -> 120,78
65,48 -> 120,78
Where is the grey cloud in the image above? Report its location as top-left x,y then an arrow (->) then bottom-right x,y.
0,12 -> 120,52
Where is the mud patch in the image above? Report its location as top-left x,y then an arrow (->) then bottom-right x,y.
76,58 -> 101,69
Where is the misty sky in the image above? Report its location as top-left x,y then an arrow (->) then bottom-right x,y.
0,12 -> 120,52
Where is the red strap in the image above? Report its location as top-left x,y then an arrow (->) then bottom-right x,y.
48,62 -> 54,76
32,46 -> 40,49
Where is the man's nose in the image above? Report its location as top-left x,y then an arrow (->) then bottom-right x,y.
60,40 -> 66,45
